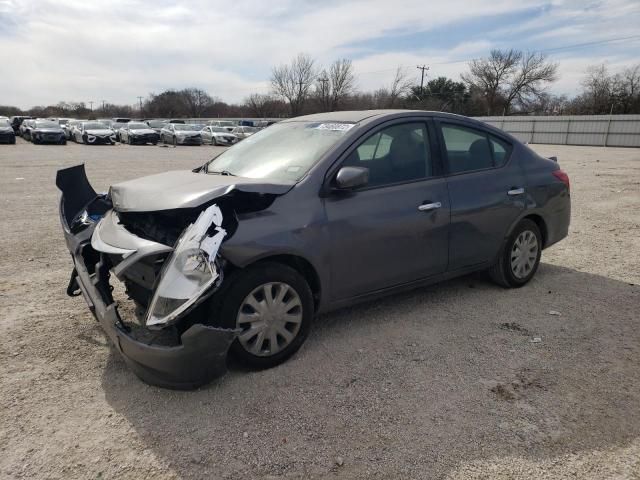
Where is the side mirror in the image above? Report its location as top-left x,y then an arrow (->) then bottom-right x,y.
333,166 -> 369,191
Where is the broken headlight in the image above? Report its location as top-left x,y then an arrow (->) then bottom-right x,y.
146,204 -> 226,328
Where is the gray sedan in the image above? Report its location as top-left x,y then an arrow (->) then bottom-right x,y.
160,123 -> 203,145
56,110 -> 570,388
201,126 -> 238,146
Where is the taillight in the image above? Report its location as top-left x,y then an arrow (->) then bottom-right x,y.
552,169 -> 570,192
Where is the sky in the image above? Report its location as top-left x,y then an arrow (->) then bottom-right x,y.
1,0 -> 639,109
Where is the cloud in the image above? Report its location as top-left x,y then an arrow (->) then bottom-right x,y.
0,0 -> 639,108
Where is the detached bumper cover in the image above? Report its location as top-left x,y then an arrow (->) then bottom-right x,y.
57,165 -> 237,389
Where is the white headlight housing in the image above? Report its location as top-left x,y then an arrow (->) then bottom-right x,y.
146,204 -> 226,328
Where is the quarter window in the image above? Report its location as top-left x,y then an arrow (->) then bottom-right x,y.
441,124 -> 511,174
343,122 -> 432,188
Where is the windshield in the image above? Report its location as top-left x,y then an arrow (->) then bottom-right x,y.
1,119 -> 10,127
206,121 -> 354,181
83,122 -> 108,130
148,120 -> 166,127
173,124 -> 192,131
128,122 -> 148,129
211,127 -> 227,132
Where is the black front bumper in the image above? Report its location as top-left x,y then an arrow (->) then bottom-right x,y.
0,132 -> 15,143
57,165 -> 237,389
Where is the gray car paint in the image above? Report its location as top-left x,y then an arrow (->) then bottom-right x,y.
105,110 -> 569,313
59,110 -> 570,387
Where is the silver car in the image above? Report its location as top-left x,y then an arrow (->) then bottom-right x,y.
160,123 -> 202,146
231,126 -> 258,140
201,126 -> 238,146
73,121 -> 116,145
119,122 -> 160,145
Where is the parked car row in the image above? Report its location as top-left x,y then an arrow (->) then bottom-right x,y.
2,115 -> 271,146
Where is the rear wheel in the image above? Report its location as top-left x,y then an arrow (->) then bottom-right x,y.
209,262 -> 313,368
489,219 -> 542,288
172,136 -> 177,146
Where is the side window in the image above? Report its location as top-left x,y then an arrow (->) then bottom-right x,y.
441,124 -> 493,174
343,122 -> 431,188
489,135 -> 511,167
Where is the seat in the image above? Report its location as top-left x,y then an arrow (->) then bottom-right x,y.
468,138 -> 493,170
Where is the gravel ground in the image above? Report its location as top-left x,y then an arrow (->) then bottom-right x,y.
1,138 -> 639,479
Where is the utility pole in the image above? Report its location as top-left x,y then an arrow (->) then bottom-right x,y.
318,76 -> 329,111
101,100 -> 106,111
137,96 -> 143,115
89,101 -> 94,111
416,65 -> 429,98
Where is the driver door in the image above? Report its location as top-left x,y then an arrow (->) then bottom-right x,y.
324,120 -> 450,301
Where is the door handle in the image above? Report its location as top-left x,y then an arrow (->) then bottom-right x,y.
418,201 -> 442,212
507,187 -> 525,196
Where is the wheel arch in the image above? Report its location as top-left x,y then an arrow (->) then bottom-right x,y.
522,213 -> 548,248
235,254 -> 322,311
505,212 -> 549,249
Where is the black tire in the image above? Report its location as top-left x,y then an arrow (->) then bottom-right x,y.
212,137 -> 217,146
489,219 -> 542,288
172,136 -> 177,146
209,262 -> 314,369
10,137 -> 15,144
60,138 -> 66,145
127,136 -> 133,145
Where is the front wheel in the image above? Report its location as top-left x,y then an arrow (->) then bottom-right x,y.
489,219 -> 542,288
209,262 -> 314,368
172,136 -> 177,146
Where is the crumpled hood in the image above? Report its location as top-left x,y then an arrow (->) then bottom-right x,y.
109,170 -> 294,212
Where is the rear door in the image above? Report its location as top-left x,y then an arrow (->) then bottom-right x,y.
435,120 -> 525,271
324,119 -> 450,300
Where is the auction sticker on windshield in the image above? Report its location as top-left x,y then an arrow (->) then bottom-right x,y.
312,123 -> 355,131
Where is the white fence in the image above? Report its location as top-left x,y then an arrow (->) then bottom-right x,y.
475,114 -> 640,148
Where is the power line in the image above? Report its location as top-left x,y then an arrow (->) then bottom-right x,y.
355,34 -> 640,75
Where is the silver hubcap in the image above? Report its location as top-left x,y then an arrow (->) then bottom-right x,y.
510,230 -> 538,279
236,282 -> 303,357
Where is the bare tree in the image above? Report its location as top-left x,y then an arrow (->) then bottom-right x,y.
616,65 -> 640,113
271,53 -> 316,116
180,87 -> 214,118
377,67 -> 414,108
503,52 -> 558,113
314,59 -> 356,111
462,49 -> 521,115
244,93 -> 284,118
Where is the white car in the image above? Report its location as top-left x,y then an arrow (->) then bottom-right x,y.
231,126 -> 258,140
200,126 -> 238,146
119,122 -> 160,145
73,121 -> 116,145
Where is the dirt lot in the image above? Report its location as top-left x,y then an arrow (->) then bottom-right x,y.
1,138 -> 639,479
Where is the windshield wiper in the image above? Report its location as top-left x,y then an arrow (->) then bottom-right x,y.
208,170 -> 236,176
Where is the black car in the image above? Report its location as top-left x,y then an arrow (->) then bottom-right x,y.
30,120 -> 67,145
0,118 -> 16,144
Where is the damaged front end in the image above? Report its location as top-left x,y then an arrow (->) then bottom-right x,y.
56,164 -> 239,389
